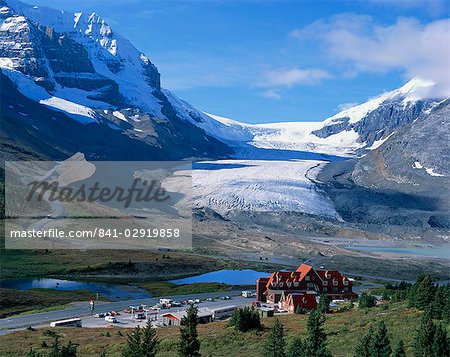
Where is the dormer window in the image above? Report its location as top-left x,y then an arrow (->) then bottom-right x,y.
271,282 -> 276,287
305,276 -> 310,281
279,282 -> 284,287
333,280 -> 338,286
326,274 -> 331,279
287,282 -> 292,287
323,281 -> 328,286
294,282 -> 299,287
343,280 -> 349,286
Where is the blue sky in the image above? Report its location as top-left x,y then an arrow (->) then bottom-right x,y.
23,0 -> 450,123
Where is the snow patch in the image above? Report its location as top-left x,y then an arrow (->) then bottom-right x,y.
112,110 -> 127,122
369,132 -> 394,150
2,67 -> 97,124
425,168 -> 445,177
412,161 -> 445,177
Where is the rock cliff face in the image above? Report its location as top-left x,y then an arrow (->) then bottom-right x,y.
352,99 -> 450,197
312,79 -> 438,153
0,0 -> 231,161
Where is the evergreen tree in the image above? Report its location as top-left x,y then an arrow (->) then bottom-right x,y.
305,309 -> 332,357
359,293 -> 376,309
48,335 -> 61,357
27,349 -> 43,357
392,340 -> 406,357
432,323 -> 449,357
60,341 -> 77,357
369,321 -> 391,357
229,306 -> 261,332
263,318 -> 286,357
142,320 -> 159,357
354,327 -> 373,357
122,326 -> 143,357
415,275 -> 435,310
178,305 -> 201,357
318,295 -> 331,314
414,309 -> 435,357
287,336 -> 305,357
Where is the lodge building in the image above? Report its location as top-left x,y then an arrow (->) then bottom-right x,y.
256,263 -> 356,310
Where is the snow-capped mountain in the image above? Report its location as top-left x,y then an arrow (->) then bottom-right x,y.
193,78 -> 440,157
0,0 -> 231,160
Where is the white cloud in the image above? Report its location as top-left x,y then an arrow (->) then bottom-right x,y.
260,67 -> 330,88
290,14 -> 450,98
262,89 -> 282,100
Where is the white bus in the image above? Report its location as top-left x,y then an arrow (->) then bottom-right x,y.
208,305 -> 237,320
50,318 -> 82,328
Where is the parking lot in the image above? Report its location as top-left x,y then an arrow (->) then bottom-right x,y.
80,294 -> 254,329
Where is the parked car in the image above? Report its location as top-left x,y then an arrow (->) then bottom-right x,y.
206,298 -> 214,302
105,316 -> 117,323
94,313 -> 105,318
151,304 -> 162,310
221,296 -> 231,300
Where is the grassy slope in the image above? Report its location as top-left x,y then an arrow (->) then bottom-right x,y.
0,302 -> 426,357
0,288 -> 107,318
0,249 -> 277,281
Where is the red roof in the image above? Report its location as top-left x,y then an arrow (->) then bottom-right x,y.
295,264 -> 314,281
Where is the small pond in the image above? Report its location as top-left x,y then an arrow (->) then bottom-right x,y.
0,278 -> 150,301
171,269 -> 270,285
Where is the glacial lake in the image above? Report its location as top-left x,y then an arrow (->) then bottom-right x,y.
0,278 -> 151,301
346,244 -> 450,260
171,269 -> 271,285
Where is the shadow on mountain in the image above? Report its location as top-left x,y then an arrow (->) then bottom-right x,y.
232,144 -> 348,162
192,162 -> 256,170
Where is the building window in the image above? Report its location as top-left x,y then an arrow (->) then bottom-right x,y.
344,287 -> 348,292
323,287 -> 328,292
333,287 -> 338,292
333,280 -> 338,286
323,281 -> 328,286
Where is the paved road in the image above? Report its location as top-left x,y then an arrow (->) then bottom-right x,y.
0,290 -> 244,334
